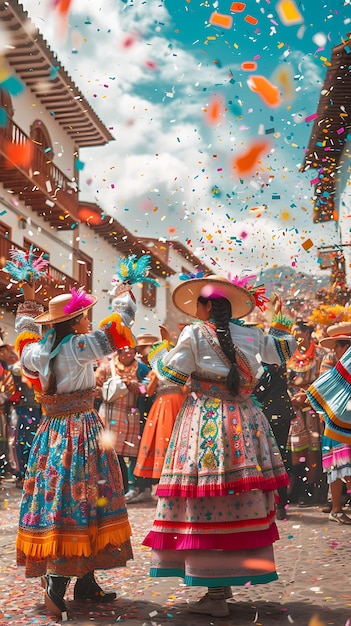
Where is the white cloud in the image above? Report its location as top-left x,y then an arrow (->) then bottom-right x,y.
19,0 -> 346,280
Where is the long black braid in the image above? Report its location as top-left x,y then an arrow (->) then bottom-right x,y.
45,314 -> 83,395
198,295 -> 241,395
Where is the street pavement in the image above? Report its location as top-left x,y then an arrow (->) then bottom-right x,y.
1,479 -> 351,626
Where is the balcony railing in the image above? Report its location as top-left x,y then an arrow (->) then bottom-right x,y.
0,118 -> 79,221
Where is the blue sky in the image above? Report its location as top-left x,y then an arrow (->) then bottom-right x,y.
17,0 -> 351,279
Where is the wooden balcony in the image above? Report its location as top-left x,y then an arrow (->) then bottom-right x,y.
0,236 -> 78,313
0,118 -> 80,229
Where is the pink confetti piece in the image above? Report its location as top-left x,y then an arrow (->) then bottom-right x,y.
305,113 -> 318,123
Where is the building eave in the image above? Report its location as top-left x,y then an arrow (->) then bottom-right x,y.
0,1 -> 114,148
78,202 -> 175,279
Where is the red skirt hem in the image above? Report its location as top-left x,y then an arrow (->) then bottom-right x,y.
143,524 -> 279,551
156,474 -> 289,498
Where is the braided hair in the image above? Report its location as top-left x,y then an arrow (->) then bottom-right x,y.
198,295 -> 241,395
45,313 -> 83,395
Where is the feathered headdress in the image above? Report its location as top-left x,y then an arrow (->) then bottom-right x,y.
110,254 -> 160,294
4,244 -> 51,284
229,273 -> 269,312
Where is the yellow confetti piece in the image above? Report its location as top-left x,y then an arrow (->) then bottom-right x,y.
280,210 -> 291,221
96,497 -> 108,507
276,0 -> 304,25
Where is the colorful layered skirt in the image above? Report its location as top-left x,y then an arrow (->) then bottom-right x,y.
322,435 -> 351,484
307,348 -> 351,444
142,376 -> 289,587
16,390 -> 133,578
134,387 -> 185,479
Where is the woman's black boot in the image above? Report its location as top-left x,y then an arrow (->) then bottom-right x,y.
41,574 -> 70,621
74,571 -> 117,603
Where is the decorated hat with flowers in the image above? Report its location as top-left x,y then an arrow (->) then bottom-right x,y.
172,271 -> 268,320
34,288 -> 97,324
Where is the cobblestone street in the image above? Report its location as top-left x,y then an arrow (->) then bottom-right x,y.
1,479 -> 351,626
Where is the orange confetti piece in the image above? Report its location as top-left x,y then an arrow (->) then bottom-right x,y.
276,0 -> 304,25
243,557 -> 275,570
245,15 -> 258,25
247,75 -> 281,107
56,0 -> 72,15
241,61 -> 257,71
232,140 -> 271,177
5,140 -> 34,168
78,207 -> 103,225
308,615 -> 327,626
209,11 -> 233,29
302,238 -> 313,251
230,2 -> 246,11
205,96 -> 224,125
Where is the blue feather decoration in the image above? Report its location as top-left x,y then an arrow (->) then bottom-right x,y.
4,244 -> 51,284
112,254 -> 160,288
179,270 -> 204,281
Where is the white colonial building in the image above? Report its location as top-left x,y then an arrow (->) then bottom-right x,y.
0,1 -> 209,343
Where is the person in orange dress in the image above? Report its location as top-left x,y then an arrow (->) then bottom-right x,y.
134,332 -> 188,485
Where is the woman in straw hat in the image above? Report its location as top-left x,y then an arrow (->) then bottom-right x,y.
142,273 -> 297,617
307,322 -> 351,524
13,279 -> 136,621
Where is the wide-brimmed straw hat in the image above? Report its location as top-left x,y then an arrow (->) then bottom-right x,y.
172,275 -> 256,319
34,289 -> 97,324
319,322 -> 351,350
136,333 -> 159,347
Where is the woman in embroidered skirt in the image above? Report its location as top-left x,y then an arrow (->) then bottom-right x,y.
134,376 -> 188,481
142,274 -> 297,618
14,281 -> 135,621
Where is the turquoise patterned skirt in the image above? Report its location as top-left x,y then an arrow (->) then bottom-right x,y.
17,390 -> 133,578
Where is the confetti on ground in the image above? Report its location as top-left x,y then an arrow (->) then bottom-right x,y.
308,615 -> 327,626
